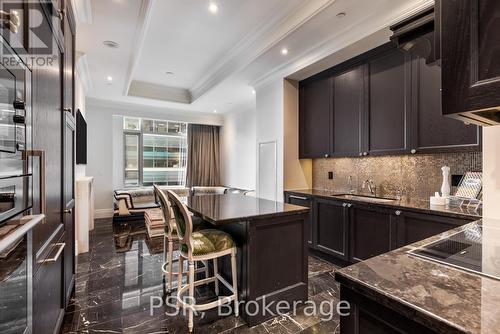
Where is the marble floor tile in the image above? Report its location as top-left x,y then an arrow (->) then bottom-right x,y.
61,218 -> 342,334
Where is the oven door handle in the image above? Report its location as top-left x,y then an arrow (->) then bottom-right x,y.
23,150 -> 46,215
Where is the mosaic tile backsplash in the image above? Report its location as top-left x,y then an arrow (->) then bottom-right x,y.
312,152 -> 482,200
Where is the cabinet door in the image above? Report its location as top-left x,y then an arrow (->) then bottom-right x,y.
366,49 -> 410,155
286,194 -> 313,247
349,204 -> 395,262
441,0 -> 500,118
396,210 -> 472,248
299,77 -> 331,158
315,198 -> 348,260
411,57 -> 481,153
332,65 -> 364,157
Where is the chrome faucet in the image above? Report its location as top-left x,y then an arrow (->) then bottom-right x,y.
362,179 -> 377,196
348,175 -> 355,194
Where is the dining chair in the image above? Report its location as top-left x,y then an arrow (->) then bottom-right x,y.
153,185 -> 208,293
166,190 -> 239,333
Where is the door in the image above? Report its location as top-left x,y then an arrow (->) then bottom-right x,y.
349,203 -> 394,262
410,56 -> 481,153
332,65 -> 364,157
441,0 -> 500,119
315,198 -> 348,260
366,48 -> 410,155
62,0 -> 75,305
299,77 -> 331,159
286,194 -> 313,247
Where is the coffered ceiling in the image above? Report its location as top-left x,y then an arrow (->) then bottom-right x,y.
75,0 -> 433,114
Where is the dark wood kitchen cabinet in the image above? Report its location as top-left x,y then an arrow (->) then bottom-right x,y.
395,210 -> 473,248
299,76 -> 331,158
285,193 -> 313,246
349,203 -> 396,263
365,48 -> 410,156
332,65 -> 365,157
440,0 -> 500,125
315,198 -> 348,261
410,56 -> 481,153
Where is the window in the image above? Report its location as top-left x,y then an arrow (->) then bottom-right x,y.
123,117 -> 188,187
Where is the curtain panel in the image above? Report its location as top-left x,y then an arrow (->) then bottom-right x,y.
186,124 -> 221,187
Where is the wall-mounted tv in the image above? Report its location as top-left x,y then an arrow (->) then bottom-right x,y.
76,110 -> 87,165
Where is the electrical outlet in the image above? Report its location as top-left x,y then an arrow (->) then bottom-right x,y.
328,172 -> 334,180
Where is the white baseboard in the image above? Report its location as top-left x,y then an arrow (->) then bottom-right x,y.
94,208 -> 114,219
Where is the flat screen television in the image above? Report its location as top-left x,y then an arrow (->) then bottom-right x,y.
76,110 -> 87,165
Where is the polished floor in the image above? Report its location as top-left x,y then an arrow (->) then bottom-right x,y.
61,218 -> 341,333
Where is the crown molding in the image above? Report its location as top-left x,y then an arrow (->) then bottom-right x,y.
128,80 -> 192,104
252,0 -> 434,89
71,0 -> 93,25
189,0 -> 336,102
123,0 -> 156,96
75,52 -> 93,94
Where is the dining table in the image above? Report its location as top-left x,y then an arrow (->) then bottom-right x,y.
184,193 -> 310,327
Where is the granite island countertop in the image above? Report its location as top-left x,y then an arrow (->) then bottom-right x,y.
335,218 -> 500,334
285,189 -> 481,220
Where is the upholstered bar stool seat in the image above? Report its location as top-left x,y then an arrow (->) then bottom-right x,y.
182,229 -> 234,256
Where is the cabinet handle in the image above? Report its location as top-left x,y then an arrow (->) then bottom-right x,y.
395,210 -> 402,216
63,107 -> 72,113
342,203 -> 348,208
289,195 -> 308,201
40,243 -> 65,264
363,152 -> 368,156
411,149 -> 417,154
358,152 -> 363,157
347,203 -> 353,208
64,208 -> 73,214
324,154 -> 329,158
57,9 -> 65,20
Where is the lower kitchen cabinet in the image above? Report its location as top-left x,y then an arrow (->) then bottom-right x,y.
349,203 -> 396,263
285,193 -> 313,246
395,210 -> 473,248
315,198 -> 348,261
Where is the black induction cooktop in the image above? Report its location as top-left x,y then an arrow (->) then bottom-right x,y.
410,222 -> 500,281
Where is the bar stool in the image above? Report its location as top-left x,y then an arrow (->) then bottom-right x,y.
153,186 -> 208,293
166,190 -> 239,333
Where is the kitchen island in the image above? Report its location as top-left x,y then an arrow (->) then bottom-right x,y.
185,194 -> 310,326
335,218 -> 500,334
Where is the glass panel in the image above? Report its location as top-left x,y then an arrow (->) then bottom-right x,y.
142,119 -> 154,133
124,134 -> 139,186
155,120 -> 168,134
0,63 -> 17,153
123,117 -> 140,131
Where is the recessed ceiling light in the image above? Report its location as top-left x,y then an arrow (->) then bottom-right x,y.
213,109 -> 217,113
166,71 -> 174,75
208,2 -> 218,14
281,48 -> 288,55
336,12 -> 346,18
252,88 -> 256,95
106,76 -> 113,85
103,40 -> 120,48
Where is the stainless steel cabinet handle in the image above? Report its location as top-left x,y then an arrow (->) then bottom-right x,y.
363,152 -> 368,156
359,152 -> 363,156
395,210 -> 402,216
64,208 -> 73,214
63,107 -> 72,113
410,149 -> 417,154
289,195 -> 308,201
347,203 -> 353,208
342,203 -> 348,207
324,154 -> 329,158
42,243 -> 65,264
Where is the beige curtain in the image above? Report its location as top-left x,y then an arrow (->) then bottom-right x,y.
186,124 -> 221,187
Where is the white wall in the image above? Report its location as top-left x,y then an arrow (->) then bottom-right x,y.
221,108 -> 256,190
482,126 -> 500,219
86,99 -> 223,217
255,80 -> 284,201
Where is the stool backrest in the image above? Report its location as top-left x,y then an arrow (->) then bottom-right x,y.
166,190 -> 194,252
153,185 -> 177,238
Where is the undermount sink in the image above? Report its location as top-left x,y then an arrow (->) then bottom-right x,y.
334,194 -> 398,204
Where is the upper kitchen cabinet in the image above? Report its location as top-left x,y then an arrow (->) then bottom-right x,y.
299,76 -> 331,159
440,0 -> 500,125
365,48 -> 410,156
332,65 -> 365,157
410,56 -> 481,153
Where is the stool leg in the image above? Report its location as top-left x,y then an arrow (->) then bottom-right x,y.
188,261 -> 195,333
213,258 -> 219,296
231,250 -> 239,317
204,260 -> 209,278
177,256 -> 184,307
166,240 -> 174,292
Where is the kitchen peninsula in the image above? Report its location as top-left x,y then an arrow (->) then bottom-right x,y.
185,194 -> 310,326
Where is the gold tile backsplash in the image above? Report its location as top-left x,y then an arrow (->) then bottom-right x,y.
312,152 -> 482,199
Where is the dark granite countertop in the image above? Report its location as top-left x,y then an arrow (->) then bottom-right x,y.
186,194 -> 309,225
285,189 -> 481,220
335,218 -> 500,334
